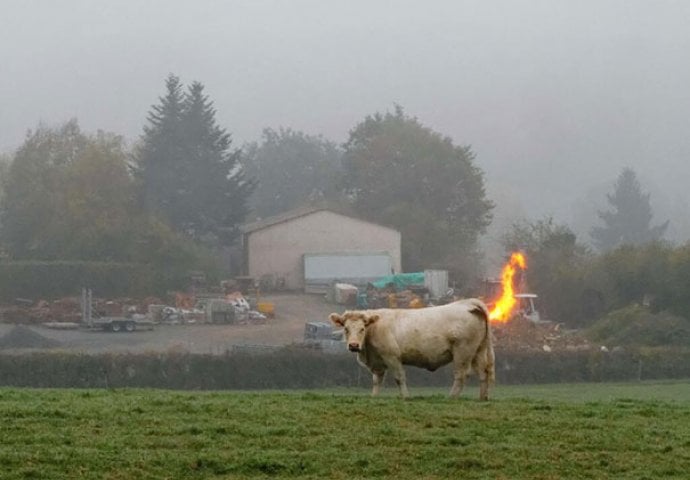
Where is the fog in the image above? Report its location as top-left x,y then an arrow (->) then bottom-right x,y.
3,0 -> 690,245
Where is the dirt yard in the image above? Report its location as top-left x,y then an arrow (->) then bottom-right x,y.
0,293 -> 592,355
0,294 -> 341,354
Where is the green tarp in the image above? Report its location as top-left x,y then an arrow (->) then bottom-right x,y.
370,272 -> 425,290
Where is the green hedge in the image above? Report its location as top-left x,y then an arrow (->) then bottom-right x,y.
0,261 -> 189,301
0,347 -> 688,389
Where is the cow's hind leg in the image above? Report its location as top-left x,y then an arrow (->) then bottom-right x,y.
449,344 -> 472,398
371,369 -> 386,396
472,354 -> 489,401
473,342 -> 495,401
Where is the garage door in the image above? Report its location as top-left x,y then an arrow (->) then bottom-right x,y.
303,252 -> 392,293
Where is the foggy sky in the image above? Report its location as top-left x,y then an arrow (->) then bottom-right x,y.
2,0 -> 690,244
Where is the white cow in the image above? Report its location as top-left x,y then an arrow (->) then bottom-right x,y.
330,299 -> 495,400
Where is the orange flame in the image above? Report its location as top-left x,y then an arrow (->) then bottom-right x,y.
489,252 -> 527,324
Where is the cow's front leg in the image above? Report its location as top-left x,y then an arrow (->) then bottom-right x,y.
371,369 -> 386,396
449,375 -> 466,398
384,358 -> 409,398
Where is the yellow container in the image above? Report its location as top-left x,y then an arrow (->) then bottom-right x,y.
257,302 -> 275,317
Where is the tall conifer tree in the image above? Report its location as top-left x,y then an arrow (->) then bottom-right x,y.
134,75 -> 255,245
135,74 -> 186,218
590,167 -> 668,251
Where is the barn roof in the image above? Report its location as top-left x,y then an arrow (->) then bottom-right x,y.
241,206 -> 400,235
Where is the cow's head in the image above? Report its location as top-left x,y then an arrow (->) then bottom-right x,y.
329,311 -> 379,352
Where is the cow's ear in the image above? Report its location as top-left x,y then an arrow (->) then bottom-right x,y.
329,313 -> 344,326
364,314 -> 379,326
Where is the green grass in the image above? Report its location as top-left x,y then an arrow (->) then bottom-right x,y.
1,382 -> 689,479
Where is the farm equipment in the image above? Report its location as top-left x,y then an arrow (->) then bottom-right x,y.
304,321 -> 342,341
203,299 -> 238,324
353,271 -> 449,309
80,288 -> 154,333
302,321 -> 345,352
514,293 -> 541,323
480,278 -> 542,323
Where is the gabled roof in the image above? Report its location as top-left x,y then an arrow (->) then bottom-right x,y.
241,206 -> 325,234
241,206 -> 400,235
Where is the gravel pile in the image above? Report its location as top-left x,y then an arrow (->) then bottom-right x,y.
0,325 -> 62,349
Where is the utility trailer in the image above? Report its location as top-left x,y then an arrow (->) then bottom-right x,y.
87,316 -> 154,333
80,288 -> 154,333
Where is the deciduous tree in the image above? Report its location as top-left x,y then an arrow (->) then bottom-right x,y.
501,217 -> 591,325
342,106 -> 493,274
0,120 -> 210,271
0,120 -> 86,258
243,127 -> 341,218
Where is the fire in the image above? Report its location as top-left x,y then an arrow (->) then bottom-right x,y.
488,252 -> 527,324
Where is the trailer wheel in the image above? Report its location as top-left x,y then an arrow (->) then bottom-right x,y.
110,322 -> 122,333
124,321 -> 135,332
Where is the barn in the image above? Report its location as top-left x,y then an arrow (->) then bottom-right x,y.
241,207 -> 402,292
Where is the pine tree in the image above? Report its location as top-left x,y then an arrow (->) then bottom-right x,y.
179,81 -> 255,243
134,75 -> 255,245
590,167 -> 669,251
134,74 -> 186,218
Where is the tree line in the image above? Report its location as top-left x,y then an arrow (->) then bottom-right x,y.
0,74 -> 687,335
0,76 -> 497,277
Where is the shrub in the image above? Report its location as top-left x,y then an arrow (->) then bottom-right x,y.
0,347 -> 688,389
0,261 -> 190,301
586,305 -> 690,347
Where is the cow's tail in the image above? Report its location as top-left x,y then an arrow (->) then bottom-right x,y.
467,299 -> 496,384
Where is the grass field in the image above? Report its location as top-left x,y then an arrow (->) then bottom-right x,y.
1,382 -> 689,479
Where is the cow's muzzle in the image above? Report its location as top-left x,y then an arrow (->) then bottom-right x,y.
348,343 -> 361,352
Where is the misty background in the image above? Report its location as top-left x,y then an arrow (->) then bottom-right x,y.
2,0 -> 690,263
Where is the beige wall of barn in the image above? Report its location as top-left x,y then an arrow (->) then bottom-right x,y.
246,210 -> 401,290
